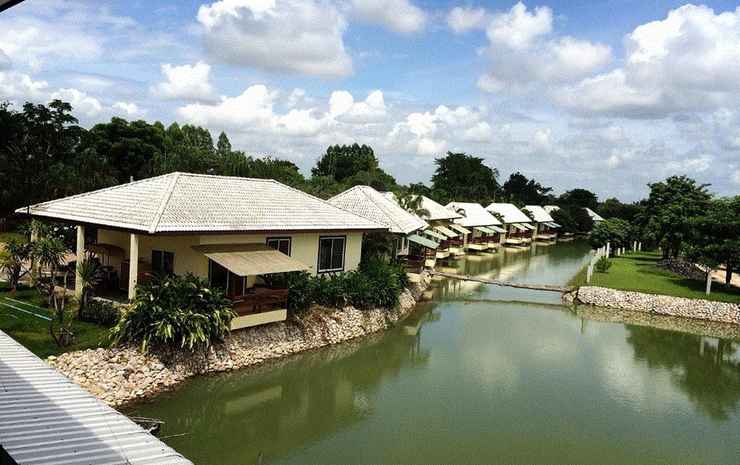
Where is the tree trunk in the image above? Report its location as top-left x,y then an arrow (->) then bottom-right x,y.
726,264 -> 733,285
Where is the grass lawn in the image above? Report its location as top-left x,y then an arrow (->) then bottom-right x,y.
570,251 -> 740,304
0,284 -> 110,358
0,231 -> 25,244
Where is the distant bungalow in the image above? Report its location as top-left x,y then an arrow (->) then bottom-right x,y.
523,205 -> 560,243
445,202 -> 506,253
18,173 -> 384,330
328,185 -> 436,271
585,207 -> 605,222
485,203 -> 535,247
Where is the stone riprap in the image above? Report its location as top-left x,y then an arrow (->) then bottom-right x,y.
575,286 -> 740,325
48,274 -> 431,407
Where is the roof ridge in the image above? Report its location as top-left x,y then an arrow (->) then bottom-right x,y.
148,172 -> 181,233
17,172 -> 177,213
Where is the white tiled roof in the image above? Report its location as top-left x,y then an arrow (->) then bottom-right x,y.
18,172 -> 384,233
523,205 -> 555,223
445,202 -> 502,227
382,193 -> 461,221
485,203 -> 533,224
585,207 -> 605,222
329,186 -> 427,234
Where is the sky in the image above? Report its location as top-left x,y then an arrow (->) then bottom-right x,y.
1,0 -> 740,201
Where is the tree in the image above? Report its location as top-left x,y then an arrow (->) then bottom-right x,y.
589,218 -> 631,250
216,131 -> 232,156
395,192 -> 430,219
644,176 -> 711,258
599,197 -> 642,222
76,254 -> 101,311
559,188 -> 598,211
501,172 -> 552,206
312,144 -> 379,182
32,236 -> 68,307
431,152 -> 499,204
0,238 -> 31,293
684,196 -> 740,285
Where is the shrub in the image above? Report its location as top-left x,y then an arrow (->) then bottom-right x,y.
79,299 -> 121,327
595,256 -> 612,273
110,274 -> 235,352
286,272 -> 315,314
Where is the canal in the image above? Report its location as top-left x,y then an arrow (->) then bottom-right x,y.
132,241 -> 740,465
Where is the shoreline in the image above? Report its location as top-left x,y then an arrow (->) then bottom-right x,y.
572,286 -> 740,325
47,273 -> 433,408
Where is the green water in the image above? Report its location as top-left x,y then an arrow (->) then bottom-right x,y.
132,242 -> 740,465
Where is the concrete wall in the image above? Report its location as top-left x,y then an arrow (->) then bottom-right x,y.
96,229 -> 365,280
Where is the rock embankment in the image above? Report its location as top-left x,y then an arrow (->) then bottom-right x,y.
48,275 -> 431,407
574,286 -> 740,325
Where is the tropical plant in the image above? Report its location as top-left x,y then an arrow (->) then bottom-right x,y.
0,237 -> 30,293
595,256 -> 612,273
79,299 -> 121,326
76,254 -> 102,311
110,273 -> 235,352
32,236 -> 68,307
396,192 -> 430,219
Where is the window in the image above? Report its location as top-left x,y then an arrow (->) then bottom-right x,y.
318,236 -> 345,273
151,250 -> 174,275
208,259 -> 245,298
266,237 -> 292,256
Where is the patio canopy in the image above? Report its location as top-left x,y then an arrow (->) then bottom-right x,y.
424,229 -> 447,241
488,225 -> 507,233
449,224 -> 471,235
434,226 -> 459,238
474,226 -> 495,234
511,223 -> 528,231
407,234 -> 439,250
545,222 -> 561,228
193,244 -> 309,276
521,224 -> 537,230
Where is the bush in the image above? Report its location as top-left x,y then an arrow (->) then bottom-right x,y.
110,274 -> 235,352
595,256 -> 612,273
79,299 -> 121,327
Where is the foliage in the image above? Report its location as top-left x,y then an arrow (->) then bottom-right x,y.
501,171 -> 553,206
76,254 -> 102,310
431,152 -> 499,204
595,256 -> 612,273
0,237 -> 31,292
110,274 -> 235,352
361,231 -> 395,262
313,144 -> 378,181
79,299 -> 121,327
558,188 -> 598,211
285,260 -> 409,314
642,175 -> 711,258
599,197 -> 643,222
395,192 -> 430,219
551,206 -> 594,233
589,218 -> 632,249
684,196 -> 740,284
31,235 -> 69,307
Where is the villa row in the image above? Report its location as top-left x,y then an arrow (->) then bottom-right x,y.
16,172 -> 601,330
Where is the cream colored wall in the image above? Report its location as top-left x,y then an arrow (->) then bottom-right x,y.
95,229 -> 365,279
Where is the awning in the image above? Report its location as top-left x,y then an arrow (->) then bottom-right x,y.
450,224 -> 471,235
547,222 -> 561,228
488,225 -> 507,233
511,223 -> 528,231
521,223 -> 537,230
407,234 -> 439,250
193,244 -> 309,276
474,226 -> 494,234
424,229 -> 447,241
434,225 -> 459,238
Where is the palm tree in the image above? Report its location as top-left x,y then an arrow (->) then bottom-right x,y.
0,238 -> 30,294
32,236 -> 67,307
76,253 -> 101,311
396,192 -> 430,219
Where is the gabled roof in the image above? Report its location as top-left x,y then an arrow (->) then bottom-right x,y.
585,207 -> 605,222
17,172 -> 384,234
523,205 -> 555,223
329,186 -> 427,234
382,193 -> 461,221
485,203 -> 532,224
445,202 -> 502,227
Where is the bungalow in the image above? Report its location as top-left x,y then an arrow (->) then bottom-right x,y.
445,202 -> 505,253
17,172 -> 385,330
523,205 -> 559,243
485,203 -> 534,247
585,207 -> 605,223
327,186 -> 435,270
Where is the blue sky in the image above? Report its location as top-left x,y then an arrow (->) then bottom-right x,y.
2,0 -> 740,201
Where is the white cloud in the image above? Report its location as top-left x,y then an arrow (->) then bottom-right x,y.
329,89 -> 386,123
152,61 -> 216,102
478,3 -> 610,92
351,0 -> 427,34
0,49 -> 11,70
50,88 -> 103,117
0,71 -> 49,101
556,4 -> 740,118
112,101 -> 146,118
447,6 -> 488,34
197,0 -> 352,77
732,170 -> 740,185
487,2 -> 552,50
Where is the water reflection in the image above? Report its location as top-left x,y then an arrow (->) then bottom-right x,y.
626,326 -> 740,420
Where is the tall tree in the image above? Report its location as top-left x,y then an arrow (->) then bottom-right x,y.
643,176 -> 711,258
501,172 -> 553,206
559,188 -> 598,210
431,152 -> 499,204
684,196 -> 740,285
312,143 -> 380,182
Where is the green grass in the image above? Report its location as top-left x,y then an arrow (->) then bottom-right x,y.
572,251 -> 740,304
0,284 -> 110,358
0,231 -> 24,244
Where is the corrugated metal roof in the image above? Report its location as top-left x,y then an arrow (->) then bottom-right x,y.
329,186 -> 427,235
0,330 -> 193,465
445,202 -> 502,228
16,172 -> 384,234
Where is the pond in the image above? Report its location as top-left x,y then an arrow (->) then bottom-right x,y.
131,241 -> 740,465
